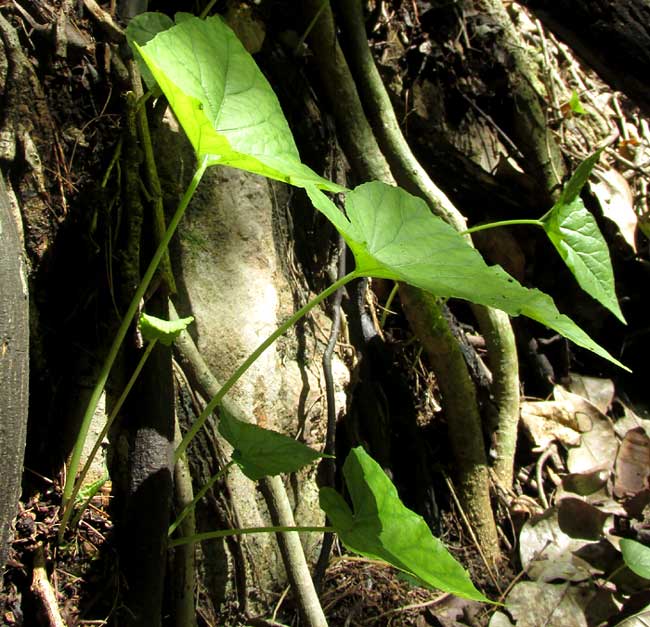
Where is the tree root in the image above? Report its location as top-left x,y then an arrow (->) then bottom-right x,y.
304,0 -> 501,566
30,544 -> 66,627
336,0 -> 521,491
169,302 -> 328,627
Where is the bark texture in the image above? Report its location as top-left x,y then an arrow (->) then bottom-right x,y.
0,171 -> 29,570
522,0 -> 650,118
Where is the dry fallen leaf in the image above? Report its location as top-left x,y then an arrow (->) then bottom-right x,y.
614,427 -> 650,498
557,497 -> 610,541
568,374 -> 615,414
520,508 -> 602,582
591,168 -> 637,252
499,581 -> 594,627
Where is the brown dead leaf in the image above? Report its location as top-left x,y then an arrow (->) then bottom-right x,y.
568,374 -> 615,414
523,386 -> 599,443
591,169 -> 637,252
614,427 -> 650,498
557,497 -> 610,541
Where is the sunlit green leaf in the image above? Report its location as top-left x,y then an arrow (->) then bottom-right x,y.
307,182 -> 627,369
320,447 -> 489,601
542,196 -> 624,322
139,312 -> 194,346
568,91 -> 587,115
218,411 -> 325,481
620,538 -> 650,579
135,15 -> 343,192
541,150 -> 624,322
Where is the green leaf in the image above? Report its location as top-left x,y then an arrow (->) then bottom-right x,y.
620,538 -> 650,579
542,196 -> 625,322
125,12 -> 174,92
136,15 -> 343,192
218,411 -> 325,481
306,182 -> 627,370
139,312 -> 194,346
568,90 -> 587,115
559,150 -> 601,205
320,447 -> 488,601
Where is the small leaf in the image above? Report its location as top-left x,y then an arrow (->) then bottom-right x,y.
542,196 -> 625,322
307,182 -> 627,370
621,539 -> 650,579
136,16 -> 343,192
139,312 -> 194,346
218,411 -> 325,481
320,447 -> 488,601
568,90 -> 587,115
126,12 -> 174,91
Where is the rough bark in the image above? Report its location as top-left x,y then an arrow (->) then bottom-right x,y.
114,293 -> 175,627
0,171 -> 29,570
522,0 -> 650,118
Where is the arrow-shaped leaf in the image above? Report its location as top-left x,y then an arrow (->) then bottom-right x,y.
218,411 -> 326,481
320,447 -> 489,601
307,182 -> 627,369
134,15 -> 343,192
542,151 -> 625,322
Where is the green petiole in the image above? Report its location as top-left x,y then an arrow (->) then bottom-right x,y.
174,270 -> 360,462
169,525 -> 335,548
62,156 -> 210,507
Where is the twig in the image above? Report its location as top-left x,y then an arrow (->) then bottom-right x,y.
82,0 -> 124,42
30,544 -> 67,627
534,443 -> 557,509
361,592 -> 449,625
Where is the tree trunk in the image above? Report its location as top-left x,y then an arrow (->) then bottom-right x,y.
0,172 -> 29,570
521,0 -> 650,117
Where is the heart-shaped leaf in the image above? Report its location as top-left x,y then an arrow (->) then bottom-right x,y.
134,15 -> 342,192
307,182 -> 627,369
320,447 -> 488,601
541,151 -> 624,322
620,538 -> 650,579
139,312 -> 194,346
218,411 -> 326,481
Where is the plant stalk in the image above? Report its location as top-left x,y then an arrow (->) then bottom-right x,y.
59,339 -> 157,540
169,526 -> 335,548
62,157 -> 209,506
460,219 -> 545,236
174,270 -> 359,461
168,460 -> 235,536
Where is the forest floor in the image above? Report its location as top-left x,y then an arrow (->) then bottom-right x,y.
2,1 -> 650,626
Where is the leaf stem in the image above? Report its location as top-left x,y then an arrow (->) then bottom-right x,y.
168,460 -> 235,536
459,219 -> 545,236
59,340 -> 158,540
174,270 -> 359,461
62,157 -> 210,507
169,526 -> 335,548
379,282 -> 399,329
199,0 -> 218,19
